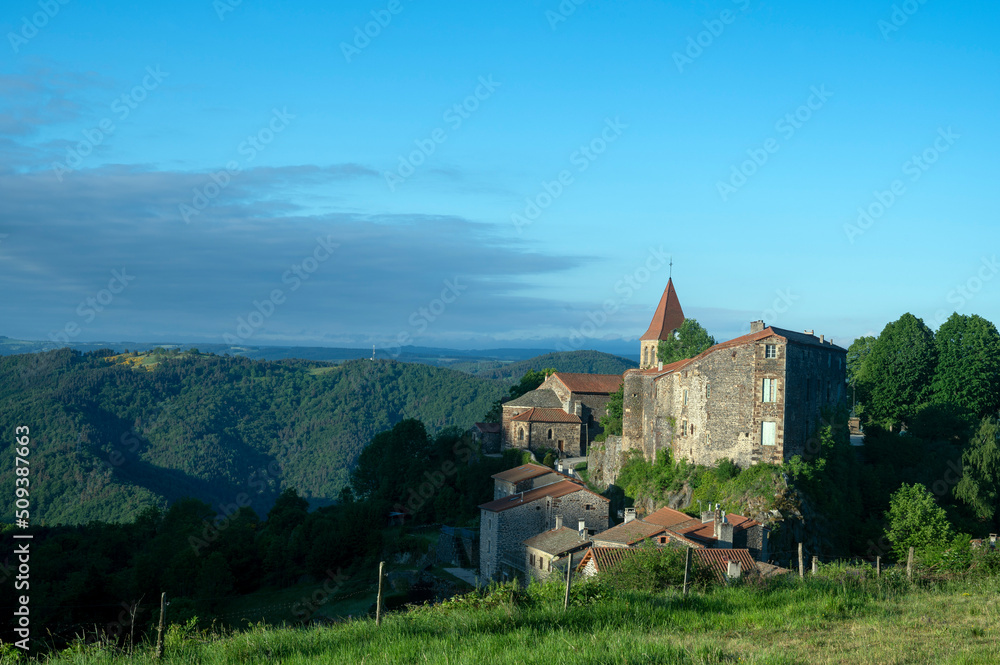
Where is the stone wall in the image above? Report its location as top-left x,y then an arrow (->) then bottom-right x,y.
479,489 -> 609,581
587,435 -> 624,488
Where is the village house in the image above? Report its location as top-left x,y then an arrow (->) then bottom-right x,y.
576,545 -> 758,584
501,372 -> 622,456
479,464 -> 609,581
522,516 -> 593,582
588,505 -> 770,561
471,422 -> 502,454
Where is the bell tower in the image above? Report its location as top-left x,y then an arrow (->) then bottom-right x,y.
639,277 -> 684,369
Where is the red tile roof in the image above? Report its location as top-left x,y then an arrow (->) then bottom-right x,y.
640,278 -> 685,341
550,373 -> 623,394
643,507 -> 694,528
633,325 -> 846,382
478,479 -> 607,513
577,546 -> 642,573
510,408 -> 582,424
692,548 -> 758,582
592,520 -> 666,546
491,463 -> 555,484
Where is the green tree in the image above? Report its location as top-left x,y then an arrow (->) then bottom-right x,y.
657,319 -> 715,365
597,384 -> 624,440
954,417 -> 1000,522
483,368 -> 556,422
885,483 -> 953,560
860,313 -> 936,429
931,313 -> 1000,418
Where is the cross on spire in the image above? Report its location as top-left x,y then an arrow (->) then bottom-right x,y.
669,257 -> 673,279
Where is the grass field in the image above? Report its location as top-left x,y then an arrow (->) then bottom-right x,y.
19,571 -> 998,665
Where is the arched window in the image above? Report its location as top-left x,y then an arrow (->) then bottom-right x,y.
547,429 -> 553,440
518,428 -> 524,441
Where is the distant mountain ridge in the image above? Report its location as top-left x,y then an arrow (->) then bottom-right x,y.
0,346 -> 635,525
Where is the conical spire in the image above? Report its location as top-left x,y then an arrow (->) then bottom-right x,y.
640,278 -> 685,341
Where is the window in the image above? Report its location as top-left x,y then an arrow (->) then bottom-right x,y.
706,383 -> 711,399
765,344 -> 777,359
762,378 -> 777,403
530,553 -> 535,567
547,429 -> 553,440
762,421 -> 776,446
487,540 -> 491,553
539,557 -> 545,570
828,355 -> 832,368
681,419 -> 688,436
518,428 -> 524,441
683,389 -> 688,405
585,504 -> 594,511
659,536 -> 668,544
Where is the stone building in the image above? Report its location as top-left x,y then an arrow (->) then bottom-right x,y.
471,422 -> 502,454
479,464 -> 609,581
501,372 -> 622,455
522,518 -> 592,582
622,319 -> 847,468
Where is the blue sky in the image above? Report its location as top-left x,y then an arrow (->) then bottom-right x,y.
1,0 -> 997,352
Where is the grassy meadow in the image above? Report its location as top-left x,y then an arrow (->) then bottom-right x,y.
14,570 -> 999,665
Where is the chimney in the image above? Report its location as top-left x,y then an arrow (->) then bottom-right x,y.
657,361 -> 663,371
714,512 -> 734,548
578,519 -> 587,539
804,329 -> 814,336
624,507 -> 636,523
726,560 -> 742,581
750,320 -> 764,333
555,514 -> 563,531
819,334 -> 825,344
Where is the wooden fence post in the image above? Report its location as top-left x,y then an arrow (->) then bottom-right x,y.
798,543 -> 804,580
876,556 -> 881,577
376,561 -> 386,626
907,547 -> 914,580
563,558 -> 573,610
683,547 -> 692,597
155,592 -> 166,659
811,555 -> 818,575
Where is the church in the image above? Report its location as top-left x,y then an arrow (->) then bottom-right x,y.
501,278 -> 847,469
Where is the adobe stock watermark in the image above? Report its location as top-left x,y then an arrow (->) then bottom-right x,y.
717,84 -> 833,202
512,117 -> 627,234
878,0 -> 930,39
843,127 -> 959,244
7,0 -> 71,54
545,0 -> 588,30
340,0 -> 411,63
556,245 -> 670,352
180,107 -> 295,223
928,256 -> 999,328
52,66 -> 169,181
384,75 -> 502,191
761,289 -> 800,325
673,0 -> 751,73
222,235 -> 339,344
386,277 -> 467,357
292,568 -> 352,620
213,0 -> 243,21
48,268 -> 135,344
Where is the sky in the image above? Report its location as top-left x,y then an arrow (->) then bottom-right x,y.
1,0 -> 997,353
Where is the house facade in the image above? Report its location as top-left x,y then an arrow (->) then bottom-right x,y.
479,464 -> 609,582
622,319 -> 847,468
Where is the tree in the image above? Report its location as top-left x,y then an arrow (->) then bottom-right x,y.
597,385 -> 624,440
657,319 -> 715,365
954,417 -> 1000,522
846,335 -> 876,413
859,313 -> 936,429
483,368 -> 557,423
931,313 -> 1000,418
884,483 -> 953,560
